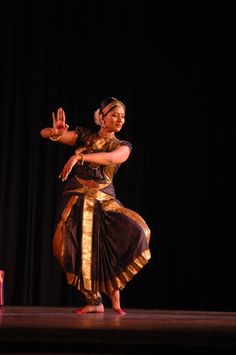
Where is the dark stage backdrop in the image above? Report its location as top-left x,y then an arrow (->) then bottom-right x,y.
0,1 -> 235,311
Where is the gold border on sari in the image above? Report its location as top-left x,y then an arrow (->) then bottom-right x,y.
102,199 -> 151,244
81,195 -> 95,290
53,195 -> 79,268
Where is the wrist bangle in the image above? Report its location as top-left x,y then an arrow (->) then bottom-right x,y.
75,151 -> 84,165
49,135 -> 61,141
49,129 -> 62,141
80,153 -> 84,166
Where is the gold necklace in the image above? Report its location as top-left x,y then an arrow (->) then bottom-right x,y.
97,130 -> 115,139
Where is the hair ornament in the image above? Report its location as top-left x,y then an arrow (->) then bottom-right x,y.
94,108 -> 102,126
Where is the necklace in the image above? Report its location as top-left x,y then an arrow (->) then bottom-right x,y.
97,130 -> 115,139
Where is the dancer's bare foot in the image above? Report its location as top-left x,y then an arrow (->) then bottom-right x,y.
111,290 -> 120,309
111,290 -> 126,315
73,304 -> 104,314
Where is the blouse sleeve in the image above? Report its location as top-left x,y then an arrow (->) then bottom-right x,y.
119,140 -> 132,151
74,126 -> 91,147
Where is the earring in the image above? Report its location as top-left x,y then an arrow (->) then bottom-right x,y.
101,119 -> 107,128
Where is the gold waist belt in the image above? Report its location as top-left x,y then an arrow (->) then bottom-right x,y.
64,177 -> 112,201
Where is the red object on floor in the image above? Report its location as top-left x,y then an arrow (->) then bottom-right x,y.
0,270 -> 4,305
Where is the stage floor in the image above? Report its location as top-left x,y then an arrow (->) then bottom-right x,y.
0,306 -> 236,354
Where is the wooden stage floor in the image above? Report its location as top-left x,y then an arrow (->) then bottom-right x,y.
0,306 -> 236,354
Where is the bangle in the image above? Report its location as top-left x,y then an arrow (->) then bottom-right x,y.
49,135 -> 61,141
49,129 -> 62,141
78,153 -> 84,166
75,152 -> 84,165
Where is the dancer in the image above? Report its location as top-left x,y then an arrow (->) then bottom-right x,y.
40,97 -> 151,314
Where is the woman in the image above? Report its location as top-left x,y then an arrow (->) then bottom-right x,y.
40,97 -> 151,314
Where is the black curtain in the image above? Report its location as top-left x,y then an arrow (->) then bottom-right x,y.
0,0 -> 235,310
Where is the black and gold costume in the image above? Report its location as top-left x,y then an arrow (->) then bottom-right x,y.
53,127 -> 151,304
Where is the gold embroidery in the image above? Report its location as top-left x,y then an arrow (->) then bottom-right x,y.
81,195 -> 95,290
75,177 -> 110,190
66,272 -> 79,286
113,251 -> 151,289
102,164 -> 117,182
54,178 -> 151,294
64,178 -> 114,203
87,252 -> 151,293
53,196 -> 79,267
102,200 -> 151,244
